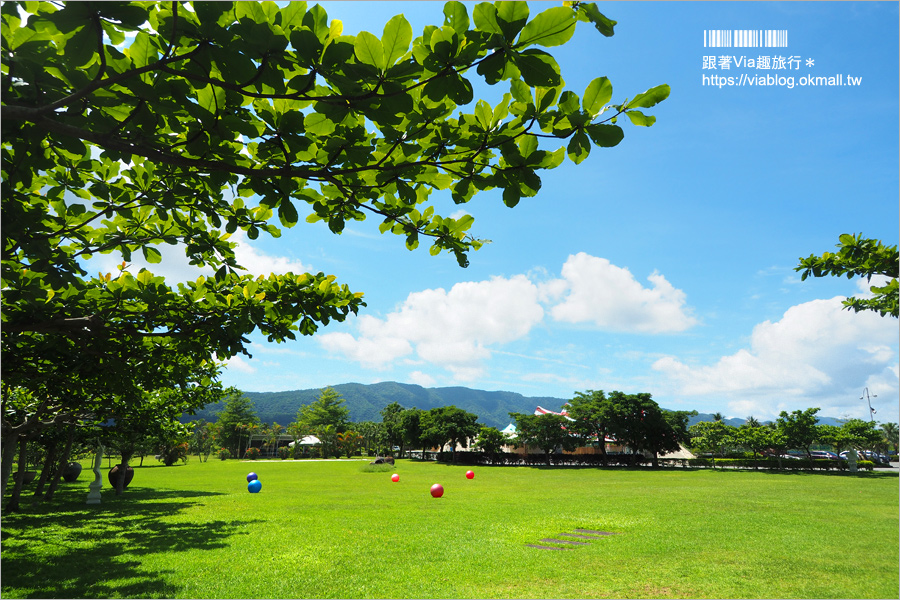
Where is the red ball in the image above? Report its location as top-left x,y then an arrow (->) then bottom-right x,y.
391,473 -> 399,482
465,470 -> 475,479
430,483 -> 444,498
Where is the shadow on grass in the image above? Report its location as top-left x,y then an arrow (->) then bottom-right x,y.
1,486 -> 259,599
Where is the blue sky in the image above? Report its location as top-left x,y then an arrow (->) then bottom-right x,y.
105,2 -> 900,423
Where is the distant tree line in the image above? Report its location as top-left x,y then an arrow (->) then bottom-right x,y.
687,408 -> 897,466
195,388 -> 900,470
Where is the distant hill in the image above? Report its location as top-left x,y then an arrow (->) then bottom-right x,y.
184,382 -> 848,429
686,412 -> 845,428
186,382 -> 567,429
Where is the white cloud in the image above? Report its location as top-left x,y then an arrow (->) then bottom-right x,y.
547,253 -> 698,333
318,254 -> 696,382
317,327 -> 414,369
318,274 -> 544,376
408,371 -> 437,387
231,230 -> 309,275
855,274 -> 892,295
653,297 -> 899,419
225,355 -> 257,374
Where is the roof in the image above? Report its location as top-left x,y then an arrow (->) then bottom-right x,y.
534,406 -> 575,421
288,435 -> 321,446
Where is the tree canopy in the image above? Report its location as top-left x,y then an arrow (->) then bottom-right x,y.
605,391 -> 676,466
566,389 -> 612,463
796,233 -> 899,318
293,386 -> 350,433
2,0 -> 667,392
420,405 -> 480,460
213,387 -> 259,457
1,1 -> 667,500
775,408 -> 820,459
509,411 -> 577,464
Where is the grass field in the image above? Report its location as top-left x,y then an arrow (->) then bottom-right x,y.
1,458 -> 897,599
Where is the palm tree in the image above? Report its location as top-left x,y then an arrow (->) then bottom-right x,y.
316,424 -> 337,459
712,412 -> 724,422
746,416 -> 761,428
880,423 -> 899,455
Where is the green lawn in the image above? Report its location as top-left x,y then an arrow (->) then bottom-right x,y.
2,459 -> 897,599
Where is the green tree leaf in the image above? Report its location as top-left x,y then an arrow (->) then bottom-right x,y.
628,84 -> 670,109
567,130 -> 590,164
582,76 -> 612,117
442,1 -> 470,34
354,30 -> 384,70
142,246 -> 162,264
304,113 -> 336,136
125,30 -> 158,68
574,2 -> 616,37
382,14 -> 412,68
515,49 -> 562,87
472,3 -> 502,35
496,1 -> 529,41
585,123 -> 624,147
278,199 -> 299,227
625,110 -> 656,127
516,6 -> 576,48
196,84 -> 226,115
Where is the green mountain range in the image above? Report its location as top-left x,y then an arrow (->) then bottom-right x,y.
187,381 -> 566,429
185,381 -> 846,429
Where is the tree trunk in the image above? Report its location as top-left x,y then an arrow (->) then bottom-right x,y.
5,437 -> 29,512
34,438 -> 61,498
43,428 -> 76,501
0,431 -> 20,500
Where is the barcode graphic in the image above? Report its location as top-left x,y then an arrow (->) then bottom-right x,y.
704,30 -> 788,48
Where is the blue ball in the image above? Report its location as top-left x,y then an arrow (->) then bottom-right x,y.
246,472 -> 258,482
248,479 -> 262,493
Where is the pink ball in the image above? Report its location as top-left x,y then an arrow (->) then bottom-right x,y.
465,470 -> 475,479
430,483 -> 444,498
391,473 -> 399,482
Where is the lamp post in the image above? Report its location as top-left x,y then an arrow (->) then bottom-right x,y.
861,387 -> 877,422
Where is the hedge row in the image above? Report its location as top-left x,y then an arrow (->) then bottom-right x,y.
434,452 -> 876,471
655,457 -> 875,471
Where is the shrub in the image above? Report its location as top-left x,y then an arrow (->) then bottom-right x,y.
217,447 -> 231,461
244,447 -> 260,460
158,442 -> 190,466
278,446 -> 291,460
